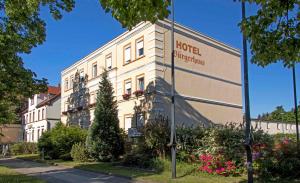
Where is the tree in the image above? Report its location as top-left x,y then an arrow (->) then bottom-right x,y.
239,0 -> 299,67
0,0 -> 75,124
98,0 -> 170,30
86,70 -> 124,161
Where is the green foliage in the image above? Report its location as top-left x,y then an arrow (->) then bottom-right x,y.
257,105 -> 300,123
272,133 -> 297,143
254,138 -> 300,179
122,153 -> 160,170
10,142 -> 37,155
99,0 -> 170,30
176,124 -> 272,169
86,70 -> 124,162
143,115 -> 170,158
240,0 -> 299,67
176,126 -> 205,153
70,142 -> 89,162
0,0 -> 76,124
37,122 -> 87,160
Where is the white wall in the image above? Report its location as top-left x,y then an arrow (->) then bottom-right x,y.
252,120 -> 299,134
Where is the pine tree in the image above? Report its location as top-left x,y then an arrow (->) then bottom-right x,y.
86,70 -> 124,161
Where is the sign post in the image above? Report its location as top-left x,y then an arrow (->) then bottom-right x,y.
242,2 -> 253,183
168,0 -> 177,179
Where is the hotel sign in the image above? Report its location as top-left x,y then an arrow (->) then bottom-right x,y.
174,40 -> 205,66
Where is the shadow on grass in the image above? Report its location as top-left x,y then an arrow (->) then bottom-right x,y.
238,178 -> 300,183
73,162 -> 160,179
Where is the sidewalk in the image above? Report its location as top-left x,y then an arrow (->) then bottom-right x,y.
0,158 -> 132,183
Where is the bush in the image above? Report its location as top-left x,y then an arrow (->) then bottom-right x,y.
254,138 -> 300,179
11,142 -> 37,155
71,142 -> 89,162
143,115 -> 170,158
37,122 -> 87,160
122,153 -> 163,170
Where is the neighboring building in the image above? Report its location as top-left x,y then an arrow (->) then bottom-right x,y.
61,20 -> 242,131
0,124 -> 23,145
22,86 -> 61,142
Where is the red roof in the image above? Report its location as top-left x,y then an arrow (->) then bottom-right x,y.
48,86 -> 60,95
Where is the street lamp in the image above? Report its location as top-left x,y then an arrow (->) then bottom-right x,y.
292,65 -> 299,149
168,0 -> 177,179
241,2 -> 253,183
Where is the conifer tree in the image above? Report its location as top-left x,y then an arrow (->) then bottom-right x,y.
86,70 -> 124,161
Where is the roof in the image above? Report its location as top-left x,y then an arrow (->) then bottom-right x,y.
36,93 -> 61,108
48,86 -> 60,95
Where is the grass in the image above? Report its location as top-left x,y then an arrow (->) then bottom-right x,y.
15,154 -> 246,183
0,165 -> 45,183
14,154 -> 300,183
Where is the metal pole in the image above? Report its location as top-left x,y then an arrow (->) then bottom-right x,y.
242,2 -> 253,183
168,0 -> 176,179
292,65 -> 299,149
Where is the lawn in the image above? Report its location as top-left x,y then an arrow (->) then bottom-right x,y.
15,154 -> 246,183
15,154 -> 300,183
0,165 -> 45,183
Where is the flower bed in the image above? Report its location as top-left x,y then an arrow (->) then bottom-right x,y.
198,154 -> 241,176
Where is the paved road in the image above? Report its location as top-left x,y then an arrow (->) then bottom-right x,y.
0,158 -> 133,183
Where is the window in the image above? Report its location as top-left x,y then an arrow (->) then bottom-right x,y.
30,97 -> 34,105
124,116 -> 132,132
90,93 -> 94,104
136,113 -> 145,128
38,110 -> 40,121
92,63 -> 97,78
124,80 -> 132,94
42,109 -> 45,120
80,70 -> 85,82
29,113 -> 32,122
106,55 -> 112,70
64,78 -> 69,91
32,129 -> 34,141
33,111 -> 35,121
124,45 -> 131,64
136,38 -> 144,57
64,102 -> 69,111
137,76 -> 144,91
70,75 -> 74,89
37,129 -> 40,140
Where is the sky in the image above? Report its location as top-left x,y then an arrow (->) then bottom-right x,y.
21,0 -> 299,118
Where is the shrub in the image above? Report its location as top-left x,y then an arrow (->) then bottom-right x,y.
198,153 -> 242,176
71,142 -> 89,162
143,115 -> 170,158
272,133 -> 297,143
176,126 -> 205,153
11,142 -> 37,155
122,153 -> 163,170
37,122 -> 87,160
254,138 -> 300,179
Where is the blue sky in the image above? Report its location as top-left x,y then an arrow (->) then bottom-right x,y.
21,0 -> 299,117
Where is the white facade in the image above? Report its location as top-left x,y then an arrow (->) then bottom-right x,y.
23,88 -> 61,142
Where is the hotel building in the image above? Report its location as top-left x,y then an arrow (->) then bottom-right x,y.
22,86 -> 61,142
61,20 -> 242,130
